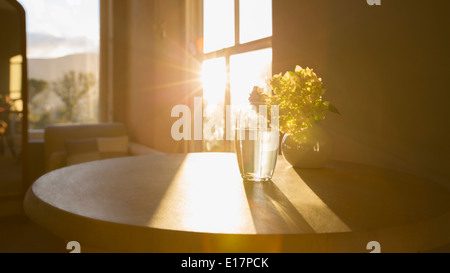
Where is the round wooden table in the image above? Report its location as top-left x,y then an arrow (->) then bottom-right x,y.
23,153 -> 450,253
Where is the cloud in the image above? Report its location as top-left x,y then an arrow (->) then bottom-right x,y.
27,32 -> 99,58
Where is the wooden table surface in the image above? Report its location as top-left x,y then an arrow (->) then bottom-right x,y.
24,153 -> 450,253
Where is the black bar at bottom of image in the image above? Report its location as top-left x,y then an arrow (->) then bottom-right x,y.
5,253 -> 450,271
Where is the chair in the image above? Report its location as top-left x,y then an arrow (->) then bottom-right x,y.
44,122 -> 163,173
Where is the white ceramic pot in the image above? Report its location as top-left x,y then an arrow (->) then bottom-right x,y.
281,125 -> 332,168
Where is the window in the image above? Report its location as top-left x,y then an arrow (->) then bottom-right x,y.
9,55 -> 23,103
17,0 -> 100,129
201,0 -> 272,152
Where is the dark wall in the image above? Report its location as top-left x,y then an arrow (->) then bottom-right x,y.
273,0 -> 450,183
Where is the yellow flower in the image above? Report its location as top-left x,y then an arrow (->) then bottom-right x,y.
267,65 -> 339,136
248,86 -> 269,106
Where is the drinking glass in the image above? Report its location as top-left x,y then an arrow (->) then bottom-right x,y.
234,105 -> 279,182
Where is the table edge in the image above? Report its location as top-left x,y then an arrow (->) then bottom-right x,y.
23,183 -> 450,253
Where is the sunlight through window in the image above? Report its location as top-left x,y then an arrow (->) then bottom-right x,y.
203,0 -> 235,53
230,48 -> 272,106
202,58 -> 227,149
201,0 -> 272,152
202,58 -> 227,105
239,0 -> 272,44
9,55 -> 23,101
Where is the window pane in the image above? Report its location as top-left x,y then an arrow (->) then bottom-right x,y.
203,0 -> 235,53
202,58 -> 226,151
239,0 -> 272,44
18,0 -> 99,129
202,58 -> 226,105
230,48 -> 272,106
9,55 -> 23,101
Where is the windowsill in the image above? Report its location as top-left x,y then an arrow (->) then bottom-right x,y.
28,129 -> 44,141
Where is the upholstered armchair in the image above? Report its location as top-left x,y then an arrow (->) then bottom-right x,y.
44,122 -> 163,173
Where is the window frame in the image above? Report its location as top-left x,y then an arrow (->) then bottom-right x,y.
201,0 -> 273,150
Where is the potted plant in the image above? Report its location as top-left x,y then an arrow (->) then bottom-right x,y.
267,65 -> 339,168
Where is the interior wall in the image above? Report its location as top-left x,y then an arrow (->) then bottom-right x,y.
111,0 -> 450,183
124,0 -> 187,153
111,0 -> 130,125
273,0 -> 450,185
99,0 -> 129,124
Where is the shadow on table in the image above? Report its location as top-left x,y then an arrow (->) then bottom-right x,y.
243,180 -> 314,234
291,161 -> 450,232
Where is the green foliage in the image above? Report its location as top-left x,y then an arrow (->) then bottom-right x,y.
29,111 -> 52,129
268,65 -> 339,141
28,78 -> 48,99
28,78 -> 50,129
28,71 -> 96,128
52,70 -> 96,122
